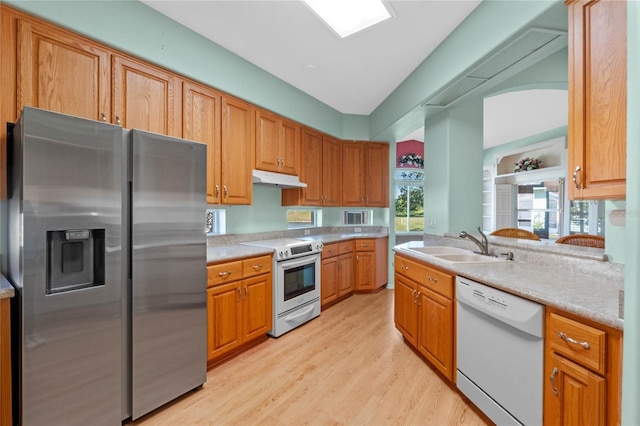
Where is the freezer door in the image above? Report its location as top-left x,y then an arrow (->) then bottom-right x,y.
8,107 -> 123,426
129,130 -> 207,420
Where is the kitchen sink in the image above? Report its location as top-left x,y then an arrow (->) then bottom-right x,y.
408,246 -> 471,255
431,253 -> 509,264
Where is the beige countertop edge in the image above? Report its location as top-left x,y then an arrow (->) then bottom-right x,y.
1,274 -> 15,299
394,247 -> 624,331
207,233 -> 388,264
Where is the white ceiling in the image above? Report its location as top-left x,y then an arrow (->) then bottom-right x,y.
140,0 -> 482,116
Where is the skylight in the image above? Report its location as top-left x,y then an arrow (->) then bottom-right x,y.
302,0 -> 392,39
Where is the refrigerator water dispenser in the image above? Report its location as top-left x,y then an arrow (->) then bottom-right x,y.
46,229 -> 105,294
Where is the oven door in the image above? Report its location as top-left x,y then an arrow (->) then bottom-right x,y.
275,253 -> 321,315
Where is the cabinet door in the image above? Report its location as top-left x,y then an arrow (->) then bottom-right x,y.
322,136 -> 342,206
207,283 -> 242,361
241,274 -> 272,342
282,127 -> 323,206
112,55 -> 182,136
341,142 -> 365,206
545,352 -> 606,426
394,275 -> 418,347
337,252 -> 354,297
365,143 -> 389,207
255,109 -> 281,173
221,96 -> 253,205
354,251 -> 374,290
17,19 -> 110,121
321,257 -> 339,307
417,287 -> 453,381
183,81 -> 222,204
280,119 -> 300,176
567,0 -> 626,200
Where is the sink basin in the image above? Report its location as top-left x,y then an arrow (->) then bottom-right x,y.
408,246 -> 470,255
431,253 -> 509,264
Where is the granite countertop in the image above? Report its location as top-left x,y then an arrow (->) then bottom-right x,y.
1,274 -> 15,299
394,242 -> 624,331
207,232 -> 388,264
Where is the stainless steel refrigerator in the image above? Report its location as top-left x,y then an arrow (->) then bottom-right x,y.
7,107 -> 207,425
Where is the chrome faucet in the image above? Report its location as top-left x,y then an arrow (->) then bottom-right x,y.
459,226 -> 489,256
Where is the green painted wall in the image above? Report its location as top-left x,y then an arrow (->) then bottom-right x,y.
622,2 -> 639,424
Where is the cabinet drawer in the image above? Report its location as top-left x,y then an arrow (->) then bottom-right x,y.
322,243 -> 339,259
242,255 -> 272,278
548,312 -> 606,375
338,241 -> 354,254
208,260 -> 243,287
395,255 -> 453,299
354,239 -> 374,251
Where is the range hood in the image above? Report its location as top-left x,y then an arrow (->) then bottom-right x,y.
252,169 -> 307,188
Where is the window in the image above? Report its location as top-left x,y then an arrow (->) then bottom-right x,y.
206,209 -> 226,235
287,209 -> 321,229
342,210 -> 372,225
569,200 -> 605,235
395,170 -> 424,232
515,181 -> 561,239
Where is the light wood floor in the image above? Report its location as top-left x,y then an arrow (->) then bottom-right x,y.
133,289 -> 490,426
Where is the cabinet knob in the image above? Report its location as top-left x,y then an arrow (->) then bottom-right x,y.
572,166 -> 582,189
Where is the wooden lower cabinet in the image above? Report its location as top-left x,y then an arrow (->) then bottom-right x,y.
354,237 -> 388,292
544,307 -> 622,426
393,254 -> 454,382
320,241 -> 354,308
207,255 -> 272,366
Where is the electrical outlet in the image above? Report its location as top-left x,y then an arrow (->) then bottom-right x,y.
354,227 -> 362,233
304,229 -> 311,235
427,219 -> 437,229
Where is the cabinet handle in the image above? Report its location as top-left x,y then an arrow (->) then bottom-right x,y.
252,264 -> 263,271
572,166 -> 582,189
356,256 -> 359,262
412,289 -> 417,303
100,112 -> 107,122
416,291 -> 421,306
244,286 -> 248,299
558,332 -> 590,349
215,184 -> 220,198
218,271 -> 232,278
427,275 -> 438,283
401,264 -> 408,271
236,287 -> 242,302
223,185 -> 228,198
115,115 -> 121,125
550,367 -> 559,396
360,244 -> 369,248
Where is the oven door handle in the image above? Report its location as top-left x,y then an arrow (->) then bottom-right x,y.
283,305 -> 316,322
278,254 -> 320,269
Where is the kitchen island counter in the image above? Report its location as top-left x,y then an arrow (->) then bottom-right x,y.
0,275 -> 14,300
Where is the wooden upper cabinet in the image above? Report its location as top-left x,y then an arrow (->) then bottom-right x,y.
322,135 -> 342,207
280,118 -> 300,176
17,19 -> 111,122
282,126 -> 323,206
183,81 -> 222,204
365,142 -> 389,207
221,95 -> 253,205
342,142 -> 365,206
342,141 -> 389,207
255,109 -> 300,175
567,0 -> 626,200
112,55 -> 182,136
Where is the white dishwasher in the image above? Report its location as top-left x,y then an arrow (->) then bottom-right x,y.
456,276 -> 543,426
